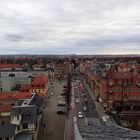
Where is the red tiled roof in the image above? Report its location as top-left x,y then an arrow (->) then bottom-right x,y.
31,74 -> 48,88
0,92 -> 31,100
0,64 -> 21,69
55,63 -> 70,67
134,64 -> 140,69
0,104 -> 12,112
114,72 -> 132,79
118,63 -> 129,69
20,84 -> 31,92
20,74 -> 48,91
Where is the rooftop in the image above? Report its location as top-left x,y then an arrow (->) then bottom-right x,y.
0,64 -> 21,69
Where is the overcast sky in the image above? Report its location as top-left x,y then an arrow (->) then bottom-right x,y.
0,0 -> 140,54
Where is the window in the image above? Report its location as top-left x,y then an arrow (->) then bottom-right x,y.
109,80 -> 113,86
118,80 -> 122,85
128,80 -> 132,85
23,123 -> 28,129
17,125 -> 20,131
2,121 -> 4,125
25,112 -> 31,117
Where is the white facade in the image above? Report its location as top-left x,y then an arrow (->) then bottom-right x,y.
0,75 -> 32,92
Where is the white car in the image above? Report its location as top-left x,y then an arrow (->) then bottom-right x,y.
75,99 -> 79,103
83,106 -> 87,111
78,112 -> 83,118
50,92 -> 54,96
58,101 -> 66,106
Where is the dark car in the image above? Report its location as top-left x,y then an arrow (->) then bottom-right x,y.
84,98 -> 88,103
63,85 -> 67,88
67,105 -> 71,110
88,121 -> 94,125
82,94 -> 86,97
57,110 -> 65,115
61,93 -> 66,96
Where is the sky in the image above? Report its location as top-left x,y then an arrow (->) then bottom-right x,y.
0,0 -> 140,54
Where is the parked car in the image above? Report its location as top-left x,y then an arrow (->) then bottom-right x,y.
75,99 -> 79,103
84,98 -> 88,103
58,101 -> 66,106
63,85 -> 67,88
82,94 -> 86,97
50,92 -> 54,96
61,93 -> 66,96
78,112 -> 83,118
67,105 -> 71,110
88,121 -> 94,126
57,110 -> 65,115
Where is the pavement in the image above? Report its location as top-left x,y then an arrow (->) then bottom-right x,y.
37,80 -> 67,140
64,82 -> 74,140
73,79 -> 102,128
83,79 -> 113,124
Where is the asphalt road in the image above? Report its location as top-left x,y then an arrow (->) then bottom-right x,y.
74,79 -> 102,127
37,80 -> 67,140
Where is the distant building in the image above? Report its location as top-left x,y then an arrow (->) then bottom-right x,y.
54,63 -> 72,79
0,64 -> 22,71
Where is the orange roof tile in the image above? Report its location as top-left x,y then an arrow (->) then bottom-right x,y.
0,104 -> 12,112
0,64 -> 21,69
20,74 -> 48,91
118,63 -> 129,69
0,92 -> 31,100
37,92 -> 45,97
20,84 -> 31,92
31,74 -> 48,88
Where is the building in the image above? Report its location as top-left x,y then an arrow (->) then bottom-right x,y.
0,92 -> 44,140
20,74 -> 49,95
54,63 -> 72,79
0,75 -> 32,92
84,62 -> 140,130
0,77 -> 16,92
0,64 -> 22,71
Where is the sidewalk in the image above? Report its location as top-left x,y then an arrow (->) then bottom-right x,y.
64,109 -> 74,140
64,82 -> 75,140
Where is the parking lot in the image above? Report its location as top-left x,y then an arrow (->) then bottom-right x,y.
37,80 -> 67,140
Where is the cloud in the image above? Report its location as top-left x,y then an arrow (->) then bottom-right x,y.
0,0 -> 140,54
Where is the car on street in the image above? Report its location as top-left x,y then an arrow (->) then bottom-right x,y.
88,121 -> 94,126
57,110 -> 65,115
50,92 -> 54,96
61,93 -> 66,96
78,112 -> 83,118
84,98 -> 88,103
82,93 -> 86,97
75,99 -> 80,103
63,85 -> 67,88
83,106 -> 87,111
67,105 -> 71,109
58,101 -> 66,106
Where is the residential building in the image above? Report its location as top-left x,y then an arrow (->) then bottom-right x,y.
20,74 -> 49,95
0,92 -> 44,140
54,63 -> 72,79
84,62 -> 140,129
0,75 -> 32,92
